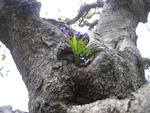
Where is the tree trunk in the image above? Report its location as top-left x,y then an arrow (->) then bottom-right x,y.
0,0 -> 150,113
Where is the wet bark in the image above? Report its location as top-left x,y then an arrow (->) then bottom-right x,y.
0,0 -> 149,113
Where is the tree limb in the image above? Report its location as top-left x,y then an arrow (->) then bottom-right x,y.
66,0 -> 104,25
143,57 -> 150,70
68,83 -> 150,113
78,19 -> 98,29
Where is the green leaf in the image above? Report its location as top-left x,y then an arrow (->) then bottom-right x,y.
86,48 -> 93,57
67,35 -> 94,65
72,35 -> 78,54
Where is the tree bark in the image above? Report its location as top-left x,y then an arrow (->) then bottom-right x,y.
0,0 -> 149,113
68,83 -> 150,113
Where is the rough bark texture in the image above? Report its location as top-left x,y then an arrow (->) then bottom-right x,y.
68,83 -> 150,113
0,0 -> 149,113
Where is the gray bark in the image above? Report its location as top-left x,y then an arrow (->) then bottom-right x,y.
0,0 -> 149,113
68,83 -> 150,113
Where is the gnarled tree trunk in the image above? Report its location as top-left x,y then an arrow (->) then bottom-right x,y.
0,0 -> 150,113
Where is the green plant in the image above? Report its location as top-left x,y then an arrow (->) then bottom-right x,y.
68,35 -> 94,60
58,24 -> 94,66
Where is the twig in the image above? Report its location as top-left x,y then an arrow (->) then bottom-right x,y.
66,0 -> 104,25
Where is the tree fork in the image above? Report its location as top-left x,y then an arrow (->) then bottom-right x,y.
0,0 -> 149,113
